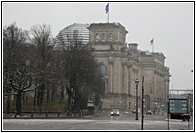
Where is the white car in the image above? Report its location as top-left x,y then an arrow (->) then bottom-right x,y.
111,109 -> 120,116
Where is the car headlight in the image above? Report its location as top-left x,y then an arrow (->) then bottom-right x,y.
111,112 -> 113,114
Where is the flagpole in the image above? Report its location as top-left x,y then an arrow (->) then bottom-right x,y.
153,38 -> 154,53
108,10 -> 109,23
151,37 -> 154,53
106,3 -> 109,23
152,43 -> 154,53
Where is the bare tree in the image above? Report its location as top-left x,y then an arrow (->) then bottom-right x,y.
30,24 -> 54,113
3,23 -> 34,115
56,31 -> 104,112
3,22 -> 105,115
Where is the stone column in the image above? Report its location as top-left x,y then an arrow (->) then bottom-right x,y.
118,60 -> 122,94
127,64 -> 132,95
108,61 -> 113,93
105,78 -> 108,94
123,63 -> 128,94
121,63 -> 125,94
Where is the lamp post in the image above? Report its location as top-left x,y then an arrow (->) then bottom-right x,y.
141,76 -> 144,130
135,79 -> 139,120
188,96 -> 190,130
167,100 -> 170,130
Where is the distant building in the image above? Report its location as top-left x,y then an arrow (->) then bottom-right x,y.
56,22 -> 170,112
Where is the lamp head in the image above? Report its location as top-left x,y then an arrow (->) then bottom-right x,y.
135,79 -> 139,85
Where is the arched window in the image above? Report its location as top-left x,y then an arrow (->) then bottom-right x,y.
109,33 -> 112,40
95,33 -> 99,40
99,64 -> 107,75
102,33 -> 106,40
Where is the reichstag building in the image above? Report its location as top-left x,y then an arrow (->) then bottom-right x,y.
55,22 -> 170,113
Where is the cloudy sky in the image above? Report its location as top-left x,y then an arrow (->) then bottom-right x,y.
3,2 -> 194,90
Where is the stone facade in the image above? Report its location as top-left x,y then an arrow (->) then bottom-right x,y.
88,22 -> 170,112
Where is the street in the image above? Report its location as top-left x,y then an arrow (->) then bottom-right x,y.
3,111 -> 193,131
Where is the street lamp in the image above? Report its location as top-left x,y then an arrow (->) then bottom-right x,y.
135,79 -> 139,120
141,76 -> 144,130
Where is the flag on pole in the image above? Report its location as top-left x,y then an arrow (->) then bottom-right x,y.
105,3 -> 109,14
150,38 -> 154,45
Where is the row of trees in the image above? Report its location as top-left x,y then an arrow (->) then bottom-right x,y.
3,23 -> 105,115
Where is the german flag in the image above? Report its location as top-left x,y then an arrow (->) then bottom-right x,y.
150,38 -> 154,45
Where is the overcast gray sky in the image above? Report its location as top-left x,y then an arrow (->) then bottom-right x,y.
3,2 -> 194,90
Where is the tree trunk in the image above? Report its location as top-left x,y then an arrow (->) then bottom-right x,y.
51,82 -> 55,103
67,95 -> 71,112
34,79 -> 37,109
37,90 -> 43,113
39,100 -> 43,113
59,83 -> 64,104
15,90 -> 22,115
40,83 -> 44,112
34,88 -> 37,109
66,85 -> 73,112
6,95 -> 11,114
22,92 -> 26,106
46,84 -> 49,107
37,82 -> 44,113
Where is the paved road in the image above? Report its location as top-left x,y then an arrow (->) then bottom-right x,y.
3,111 -> 193,131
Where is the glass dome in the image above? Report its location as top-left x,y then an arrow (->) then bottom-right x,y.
55,23 -> 89,48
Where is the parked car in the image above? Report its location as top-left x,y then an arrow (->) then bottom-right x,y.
181,114 -> 191,121
132,108 -> 141,113
146,110 -> 153,115
132,109 -> 137,113
111,109 -> 120,116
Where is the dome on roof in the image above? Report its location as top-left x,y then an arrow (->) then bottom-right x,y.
55,23 -> 89,48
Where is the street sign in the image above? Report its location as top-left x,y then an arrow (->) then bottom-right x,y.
169,99 -> 188,114
87,99 -> 94,107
